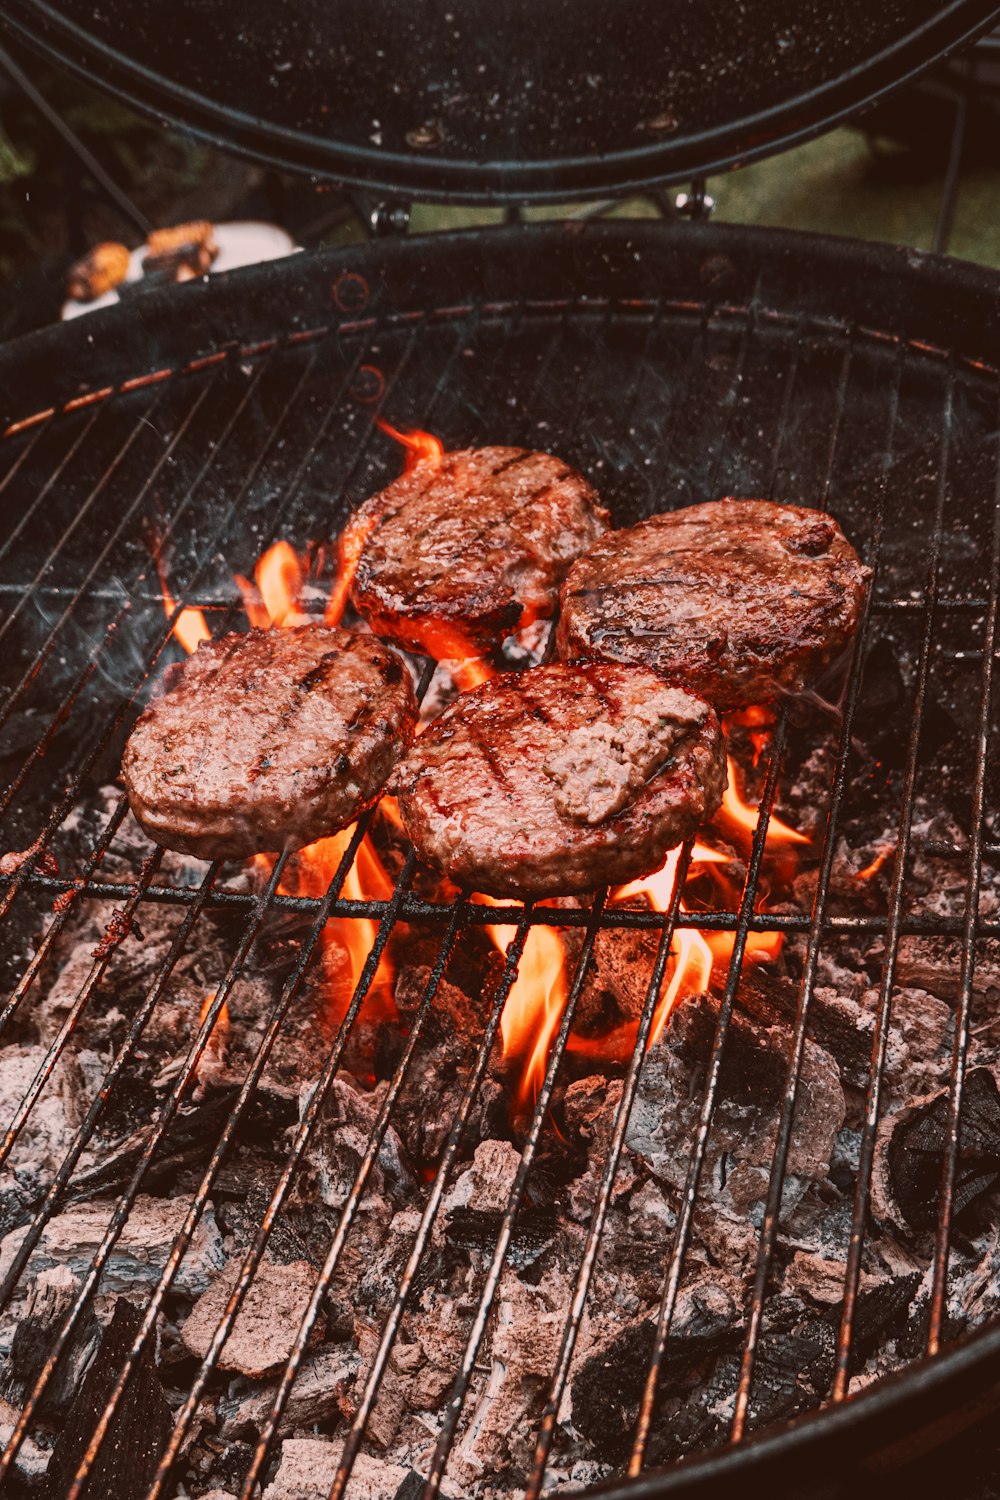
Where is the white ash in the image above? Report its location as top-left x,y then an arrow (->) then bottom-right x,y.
0,1194 -> 225,1347
263,1436 -> 409,1500
182,1258 -> 319,1377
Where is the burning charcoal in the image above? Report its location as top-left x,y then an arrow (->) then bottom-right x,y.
1,1266 -> 100,1421
65,1089 -> 243,1206
450,1269 -> 580,1482
575,927 -> 660,1034
181,1258 -> 320,1378
41,1299 -> 170,1500
0,1194 -> 226,1302
445,1205 -> 557,1267
736,970 -> 873,1090
218,1347 -> 359,1441
571,1282 -> 740,1463
443,1140 -> 519,1221
262,1438 -> 408,1500
304,1076 -> 416,1208
893,935 -> 1000,1010
0,1395 -> 50,1483
877,1068 -> 1000,1233
722,1297 -> 836,1430
628,996 -> 845,1197
837,1270 -> 922,1373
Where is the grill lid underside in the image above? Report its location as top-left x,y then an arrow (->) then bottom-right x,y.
3,0 -> 1000,201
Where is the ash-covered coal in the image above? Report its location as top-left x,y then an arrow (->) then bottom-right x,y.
4,749 -> 1000,1500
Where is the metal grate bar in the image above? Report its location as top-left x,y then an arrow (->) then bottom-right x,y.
238,910 -> 538,1500
525,846 -> 696,1499
0,404 -> 102,575
628,712 -> 792,1474
926,383 -> 1000,1353
832,360 -> 956,1398
9,870 -> 1000,935
0,377 -> 213,742
731,347 -> 901,1438
0,850 -> 292,1486
68,845 -> 417,1500
0,338 -> 325,937
419,893 -> 610,1500
0,336 -> 434,1476
0,409 -> 52,503
0,841 -> 164,1172
147,893 -> 469,1498
0,858 -> 223,1315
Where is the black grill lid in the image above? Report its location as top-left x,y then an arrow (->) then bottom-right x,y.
4,0 -> 1000,203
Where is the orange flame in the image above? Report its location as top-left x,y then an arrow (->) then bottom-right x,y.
326,509 -> 376,627
406,618 -> 495,691
156,557 -> 211,655
856,844 -> 893,881
254,826 -> 398,1028
194,989 -> 230,1085
479,896 -> 569,1107
376,418 -> 444,473
726,704 -> 776,768
616,849 -> 715,1046
198,989 -> 230,1043
719,757 -> 808,848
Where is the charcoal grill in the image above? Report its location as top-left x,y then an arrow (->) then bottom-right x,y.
5,0 -> 1000,1493
0,221 -> 999,1499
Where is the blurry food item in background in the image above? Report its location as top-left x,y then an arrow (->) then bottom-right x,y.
142,220 -> 219,282
65,241 -> 131,302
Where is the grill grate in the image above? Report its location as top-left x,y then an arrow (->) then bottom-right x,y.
0,223 -> 998,1498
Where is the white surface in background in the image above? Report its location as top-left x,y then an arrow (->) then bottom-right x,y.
61,221 -> 298,321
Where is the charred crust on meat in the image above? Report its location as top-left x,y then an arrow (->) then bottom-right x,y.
395,661 -> 725,898
557,498 -> 870,710
121,624 -> 417,860
349,445 -> 610,656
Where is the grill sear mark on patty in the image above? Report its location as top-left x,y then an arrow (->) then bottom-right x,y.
557,498 -> 871,710
349,445 -> 610,656
122,624 -> 417,861
393,661 -> 725,898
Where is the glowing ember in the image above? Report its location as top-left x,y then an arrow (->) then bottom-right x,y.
376,417 -> 445,473
856,844 -> 894,881
479,896 -> 569,1107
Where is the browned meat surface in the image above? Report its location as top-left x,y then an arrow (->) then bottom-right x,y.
557,498 -> 871,709
393,662 -> 725,897
122,625 -> 417,859
349,447 -> 609,657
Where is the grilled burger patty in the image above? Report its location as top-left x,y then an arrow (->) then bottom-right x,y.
393,662 -> 725,897
123,625 -> 417,859
557,499 -> 871,709
349,446 -> 609,657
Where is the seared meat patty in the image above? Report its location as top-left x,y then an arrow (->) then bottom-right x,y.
123,625 -> 417,859
349,446 -> 609,656
393,662 -> 725,897
557,498 -> 871,709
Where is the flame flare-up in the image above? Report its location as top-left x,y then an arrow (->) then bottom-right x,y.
155,421 -> 807,1103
